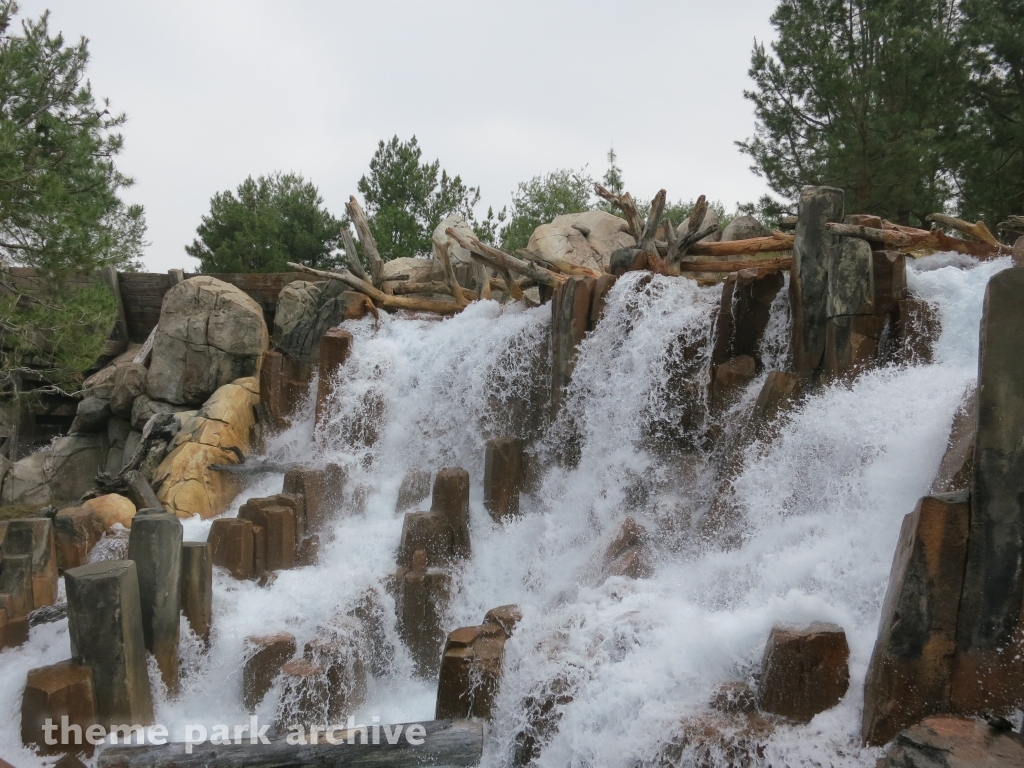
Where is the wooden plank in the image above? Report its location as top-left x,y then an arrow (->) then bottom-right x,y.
97,719 -> 482,768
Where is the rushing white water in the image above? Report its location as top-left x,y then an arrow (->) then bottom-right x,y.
0,253 -> 1011,768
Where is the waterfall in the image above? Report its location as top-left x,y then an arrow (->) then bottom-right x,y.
0,254 -> 1011,768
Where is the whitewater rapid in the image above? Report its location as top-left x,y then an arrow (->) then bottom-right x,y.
0,252 -> 1010,768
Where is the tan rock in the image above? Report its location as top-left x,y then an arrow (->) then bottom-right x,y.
527,210 -> 636,272
758,622 -> 850,723
82,494 -> 137,530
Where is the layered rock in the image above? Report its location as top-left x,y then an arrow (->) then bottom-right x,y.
147,276 -> 268,406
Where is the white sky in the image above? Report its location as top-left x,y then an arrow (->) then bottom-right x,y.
21,0 -> 779,272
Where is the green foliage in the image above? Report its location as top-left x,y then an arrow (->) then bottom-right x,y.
956,0 -> 1024,224
499,168 -> 594,252
739,0 -> 970,225
0,276 -> 117,395
357,136 -> 484,260
602,147 -> 624,195
186,172 -> 342,273
0,1 -> 146,274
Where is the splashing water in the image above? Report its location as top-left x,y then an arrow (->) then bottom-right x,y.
0,255 -> 1011,768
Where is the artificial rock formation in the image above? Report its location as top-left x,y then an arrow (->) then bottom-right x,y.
601,517 -> 652,580
21,660 -> 97,754
1,517 -> 58,609
711,268 -> 784,368
81,493 -> 137,530
273,280 -> 372,373
282,464 -> 346,532
243,632 -> 297,711
209,518 -> 256,580
152,377 -> 259,518
314,329 -> 353,426
395,550 -> 451,677
881,716 -> 1024,767
483,437 -> 524,522
53,507 -> 106,570
758,622 -> 849,723
396,468 -> 432,513
930,388 -> 977,495
862,492 -> 970,745
146,276 -> 268,406
527,210 -> 636,273
180,542 -> 212,644
1,433 -> 108,507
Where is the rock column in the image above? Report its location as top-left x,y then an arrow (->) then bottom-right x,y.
127,511 -> 183,692
550,276 -> 596,418
180,542 -> 212,645
483,437 -> 524,522
64,560 -> 154,727
314,329 -> 353,426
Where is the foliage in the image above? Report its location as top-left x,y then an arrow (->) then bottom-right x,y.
736,194 -> 793,231
0,1 -> 145,274
186,172 -> 342,273
739,0 -> 970,225
357,136 -> 486,260
0,276 -> 117,396
602,147 -> 624,196
499,168 -> 594,252
955,0 -> 1024,225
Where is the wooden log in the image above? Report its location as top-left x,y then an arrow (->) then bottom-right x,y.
671,222 -> 720,264
824,222 -> 1010,258
340,228 -> 371,284
686,233 -> 795,257
286,262 -> 462,315
925,213 -> 1000,247
677,257 -> 792,272
345,197 -> 383,284
446,228 -> 564,288
97,719 -> 483,768
594,184 -> 644,240
515,249 -> 602,279
133,325 -> 157,365
639,189 -> 667,255
101,266 -> 130,355
432,237 -> 472,307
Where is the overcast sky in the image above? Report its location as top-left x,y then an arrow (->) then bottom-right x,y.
21,0 -> 779,272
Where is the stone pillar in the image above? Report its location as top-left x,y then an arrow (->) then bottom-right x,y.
712,268 -> 785,366
181,542 -> 212,645
283,464 -> 347,532
396,468 -> 432,513
395,552 -> 451,678
435,624 -> 506,720
64,560 -> 154,727
208,518 -> 254,580
53,507 -> 105,571
2,518 -> 58,608
550,276 -> 596,418
127,511 -> 182,692
243,632 -> 297,711
240,497 -> 297,570
758,622 -> 849,724
862,492 -> 970,745
259,349 -> 304,430
432,467 -> 471,559
1,594 -> 30,648
952,266 -> 1024,712
21,660 -> 97,754
314,329 -> 353,426
484,437 -> 524,522
0,553 -> 33,618
399,511 -> 452,567
790,186 -> 844,375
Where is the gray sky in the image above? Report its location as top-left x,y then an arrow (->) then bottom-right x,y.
21,0 -> 779,272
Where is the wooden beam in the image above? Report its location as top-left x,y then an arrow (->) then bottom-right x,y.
286,262 -> 462,315
925,213 -> 1001,247
100,266 -> 130,355
515,249 -> 602,279
97,719 -> 483,768
340,227 -> 371,284
345,196 -> 383,285
446,228 -> 565,288
824,222 -> 1010,258
686,233 -> 794,257
677,256 -> 792,272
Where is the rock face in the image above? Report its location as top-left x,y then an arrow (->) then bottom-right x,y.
435,624 -> 506,719
931,388 -> 977,494
243,633 -> 297,711
862,492 -> 970,746
602,517 -> 652,580
881,716 -> 1024,767
528,210 -> 636,272
273,280 -> 372,371
758,622 -> 849,723
1,433 -> 108,507
791,186 -> 844,375
952,266 -> 1024,713
395,551 -> 451,677
20,660 -> 97,754
722,214 -> 768,242
152,377 -> 259,519
147,276 -> 268,406
1,518 -> 58,610
110,363 -> 148,420
712,268 -> 785,368
180,542 -> 212,645
53,507 -> 105,570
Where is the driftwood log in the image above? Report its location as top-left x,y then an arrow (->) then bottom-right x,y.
97,719 -> 483,768
286,262 -> 462,315
824,222 -> 1010,258
345,196 -> 384,287
340,228 -> 372,284
924,213 -> 1000,247
445,228 -> 565,288
677,256 -> 792,272
516,249 -> 602,279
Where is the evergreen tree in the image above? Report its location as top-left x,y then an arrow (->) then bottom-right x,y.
186,172 -> 342,272
499,169 -> 594,252
738,0 -> 970,225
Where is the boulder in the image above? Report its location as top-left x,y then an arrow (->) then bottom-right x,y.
69,397 -> 112,434
601,517 -> 652,580
243,632 -> 296,711
881,716 -> 1024,767
110,362 -> 148,419
432,214 -> 478,267
130,395 -> 190,431
82,494 -> 137,530
105,417 -> 132,475
721,214 -> 768,242
435,623 -> 507,719
152,378 -> 259,519
272,280 -> 373,370
0,433 -> 107,507
527,210 -> 636,272
147,276 -> 268,406
53,507 -> 105,570
20,660 -> 97,755
678,206 -> 722,242
79,344 -> 143,401
758,622 -> 849,723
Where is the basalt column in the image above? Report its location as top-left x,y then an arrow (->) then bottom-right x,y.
64,560 -> 154,728
127,511 -> 183,692
951,266 -> 1024,712
791,186 -> 844,376
181,542 -> 212,645
550,276 -> 596,419
314,329 -> 353,427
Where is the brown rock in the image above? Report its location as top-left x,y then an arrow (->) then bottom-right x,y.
302,632 -> 367,720
275,659 -> 331,731
710,681 -> 757,714
239,498 -> 296,570
251,524 -> 266,579
53,507 -> 105,571
395,557 -> 451,677
747,371 -> 805,439
709,355 -> 757,412
243,632 -> 297,711
181,542 -> 212,644
882,715 -> 1024,767
550,276 -> 596,419
862,492 -> 970,745
21,660 -> 97,754
296,534 -> 319,567
283,464 -> 346,532
758,622 -> 850,723
432,467 -> 471,560
110,362 -> 148,420
314,329 -> 353,427
844,214 -> 883,228
896,297 -> 940,365
81,494 -> 136,530
483,604 -> 523,639
259,349 -> 304,430
208,518 -> 254,580
435,625 -> 506,719
398,511 -> 452,567
658,711 -> 776,768
712,269 -> 785,367
1,597 -> 30,648
484,437 -> 524,522
602,517 -> 653,580
0,553 -> 34,618
931,388 -> 977,494
396,468 -> 432,513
